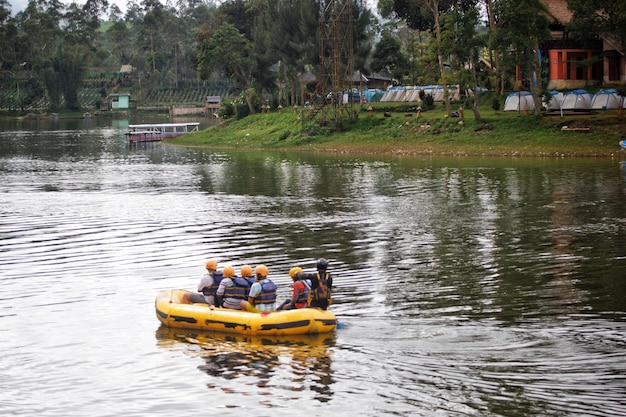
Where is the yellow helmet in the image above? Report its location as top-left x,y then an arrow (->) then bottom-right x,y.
289,267 -> 303,278
241,264 -> 253,278
255,264 -> 268,277
205,259 -> 217,271
223,265 -> 235,278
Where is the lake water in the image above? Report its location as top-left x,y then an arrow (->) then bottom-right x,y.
1,117 -> 626,416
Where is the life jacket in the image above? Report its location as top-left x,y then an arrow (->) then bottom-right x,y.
223,277 -> 252,300
311,272 -> 331,303
253,279 -> 277,305
295,279 -> 312,306
201,271 -> 223,296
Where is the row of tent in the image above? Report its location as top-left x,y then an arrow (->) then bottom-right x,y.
332,85 -> 462,104
504,89 -> 626,112
377,85 -> 488,103
380,85 -> 459,102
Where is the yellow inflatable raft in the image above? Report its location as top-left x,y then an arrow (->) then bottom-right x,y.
155,289 -> 337,335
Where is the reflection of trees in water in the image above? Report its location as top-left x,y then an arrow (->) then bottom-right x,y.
155,326 -> 335,402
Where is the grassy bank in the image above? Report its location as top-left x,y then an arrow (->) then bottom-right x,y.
172,102 -> 626,157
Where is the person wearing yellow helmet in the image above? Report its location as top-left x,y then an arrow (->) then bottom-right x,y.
216,265 -> 252,310
183,258 -> 223,305
277,266 -> 311,310
240,264 -> 277,312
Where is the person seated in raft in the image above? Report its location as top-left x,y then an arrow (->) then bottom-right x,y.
240,264 -> 277,312
240,264 -> 255,286
183,259 -> 223,306
301,258 -> 333,310
216,265 -> 252,310
277,267 -> 311,310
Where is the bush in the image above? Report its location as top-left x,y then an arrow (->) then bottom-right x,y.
278,130 -> 291,141
491,98 -> 500,111
303,124 -> 331,137
422,94 -> 434,107
234,102 -> 249,119
218,101 -> 235,119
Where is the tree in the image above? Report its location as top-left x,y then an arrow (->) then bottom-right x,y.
196,23 -> 257,113
351,0 -> 378,77
370,31 -> 409,80
0,0 -> 17,72
378,0 -> 463,116
439,4 -> 486,119
490,0 -> 551,116
568,0 -> 626,55
137,0 -> 167,73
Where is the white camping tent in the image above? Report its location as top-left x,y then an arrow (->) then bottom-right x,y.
561,89 -> 593,111
543,90 -> 564,111
591,89 -> 622,110
504,91 -> 535,112
380,87 -> 395,102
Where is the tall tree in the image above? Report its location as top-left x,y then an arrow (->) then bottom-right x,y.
0,0 -> 17,72
378,0 -> 462,116
370,31 -> 409,80
137,0 -> 167,73
567,0 -> 626,55
196,22 -> 257,113
490,0 -> 550,116
439,4 -> 485,119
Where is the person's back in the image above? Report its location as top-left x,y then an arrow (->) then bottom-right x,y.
183,258 -> 222,305
278,266 -> 311,310
199,269 -> 223,305
241,264 -> 277,312
217,265 -> 251,310
308,258 -> 332,310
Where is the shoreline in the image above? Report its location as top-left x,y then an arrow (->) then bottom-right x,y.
169,106 -> 626,159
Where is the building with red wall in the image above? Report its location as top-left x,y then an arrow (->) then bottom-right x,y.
541,0 -> 624,89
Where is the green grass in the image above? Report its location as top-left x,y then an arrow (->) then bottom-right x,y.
171,102 -> 626,157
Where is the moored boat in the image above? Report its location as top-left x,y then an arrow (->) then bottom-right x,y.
126,122 -> 200,142
155,289 -> 337,335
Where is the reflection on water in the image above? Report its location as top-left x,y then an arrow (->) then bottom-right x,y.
155,326 -> 335,403
2,119 -> 626,416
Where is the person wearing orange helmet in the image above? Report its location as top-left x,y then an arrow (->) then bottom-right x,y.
216,265 -> 252,309
240,264 -> 277,312
183,259 -> 223,305
240,264 -> 253,281
277,266 -> 311,310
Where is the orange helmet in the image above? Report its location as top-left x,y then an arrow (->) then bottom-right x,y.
223,265 -> 235,278
241,264 -> 253,278
289,267 -> 303,278
255,264 -> 268,277
205,259 -> 217,271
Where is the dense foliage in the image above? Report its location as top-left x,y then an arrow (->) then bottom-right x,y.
0,0 -> 623,114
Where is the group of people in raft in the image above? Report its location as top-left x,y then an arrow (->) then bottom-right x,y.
182,258 -> 333,313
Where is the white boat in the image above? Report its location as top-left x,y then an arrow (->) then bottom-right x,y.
126,122 -> 200,142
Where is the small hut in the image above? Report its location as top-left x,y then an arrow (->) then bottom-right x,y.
205,96 -> 221,118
